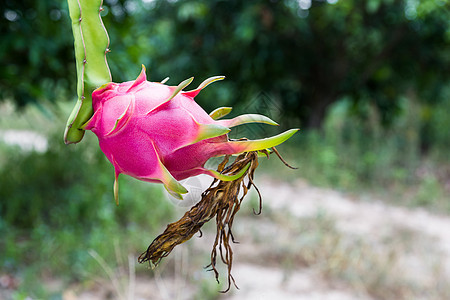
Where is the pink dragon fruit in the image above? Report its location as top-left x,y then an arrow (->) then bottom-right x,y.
83,66 -> 298,203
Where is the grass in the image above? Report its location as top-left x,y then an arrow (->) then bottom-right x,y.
0,101 -> 230,299
0,93 -> 449,298
0,102 -> 176,298
256,97 -> 449,214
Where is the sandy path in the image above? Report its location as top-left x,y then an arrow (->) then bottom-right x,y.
258,177 -> 450,276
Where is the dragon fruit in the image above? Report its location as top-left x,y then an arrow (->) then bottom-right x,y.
83,66 -> 298,203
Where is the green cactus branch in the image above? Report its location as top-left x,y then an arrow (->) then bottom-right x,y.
64,0 -> 112,144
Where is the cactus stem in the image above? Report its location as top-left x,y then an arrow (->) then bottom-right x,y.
77,0 -> 86,101
64,0 -> 112,144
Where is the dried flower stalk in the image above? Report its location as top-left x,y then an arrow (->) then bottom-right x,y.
139,148 -> 285,292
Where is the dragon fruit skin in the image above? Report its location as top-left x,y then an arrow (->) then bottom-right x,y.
84,66 -> 298,202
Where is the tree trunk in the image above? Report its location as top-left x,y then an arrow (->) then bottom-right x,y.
303,93 -> 337,129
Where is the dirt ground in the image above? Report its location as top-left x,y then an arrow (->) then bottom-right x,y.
60,175 -> 450,300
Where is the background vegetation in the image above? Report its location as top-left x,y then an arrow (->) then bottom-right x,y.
0,0 -> 449,298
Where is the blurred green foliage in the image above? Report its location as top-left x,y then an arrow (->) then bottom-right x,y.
126,0 -> 450,130
1,0 -> 449,296
280,93 -> 450,210
0,131 -> 173,297
0,0 -> 73,106
2,0 -> 449,133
